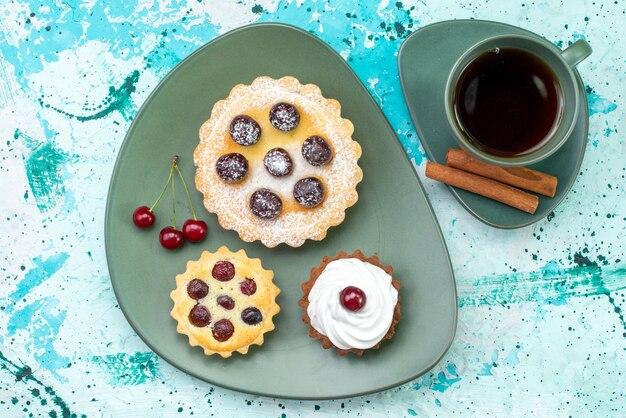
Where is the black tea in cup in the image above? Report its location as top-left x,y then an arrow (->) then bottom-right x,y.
454,47 -> 563,156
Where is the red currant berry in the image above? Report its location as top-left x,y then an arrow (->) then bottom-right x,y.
340,286 -> 366,311
212,261 -> 235,281
133,206 -> 155,228
240,278 -> 257,296
183,219 -> 208,242
159,227 -> 184,250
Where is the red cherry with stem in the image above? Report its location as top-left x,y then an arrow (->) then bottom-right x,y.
133,206 -> 155,228
340,286 -> 367,311
183,219 -> 208,243
175,162 -> 208,243
157,156 -> 185,251
159,226 -> 184,250
133,157 -> 177,229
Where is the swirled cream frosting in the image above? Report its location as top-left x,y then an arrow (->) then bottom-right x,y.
306,258 -> 398,350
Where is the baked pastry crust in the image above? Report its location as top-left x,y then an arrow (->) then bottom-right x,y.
194,76 -> 363,247
298,250 -> 401,356
170,246 -> 280,358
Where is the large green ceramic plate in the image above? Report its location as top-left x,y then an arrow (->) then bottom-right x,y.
398,20 -> 589,228
105,23 -> 457,399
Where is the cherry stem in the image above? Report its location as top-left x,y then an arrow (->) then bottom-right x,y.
175,163 -> 197,221
171,161 -> 177,229
149,162 -> 175,212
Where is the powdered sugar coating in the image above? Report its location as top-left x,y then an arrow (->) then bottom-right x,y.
194,76 -> 362,248
229,115 -> 261,146
249,189 -> 283,220
302,135 -> 333,166
264,148 -> 293,177
215,153 -> 248,183
293,177 -> 325,208
269,102 -> 300,131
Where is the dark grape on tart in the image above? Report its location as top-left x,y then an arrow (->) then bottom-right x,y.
194,76 -> 362,248
170,247 -> 280,358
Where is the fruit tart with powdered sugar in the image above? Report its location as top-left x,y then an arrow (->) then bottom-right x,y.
193,76 -> 362,248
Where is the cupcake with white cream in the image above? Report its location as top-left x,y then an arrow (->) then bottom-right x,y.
298,250 -> 401,356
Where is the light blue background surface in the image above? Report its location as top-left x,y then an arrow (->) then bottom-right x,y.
0,1 -> 624,416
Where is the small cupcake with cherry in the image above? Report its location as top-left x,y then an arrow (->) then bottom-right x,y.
299,250 -> 401,356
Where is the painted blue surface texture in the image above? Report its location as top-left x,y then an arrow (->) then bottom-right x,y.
0,0 -> 624,416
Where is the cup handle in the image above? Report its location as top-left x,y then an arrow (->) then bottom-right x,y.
560,39 -> 592,67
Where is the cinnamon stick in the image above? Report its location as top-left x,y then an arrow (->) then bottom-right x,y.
446,149 -> 557,197
425,162 -> 539,214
